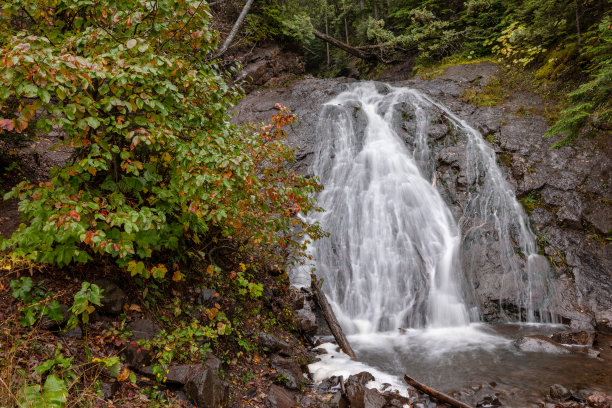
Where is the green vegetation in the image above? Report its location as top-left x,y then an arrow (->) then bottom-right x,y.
256,0 -> 610,145
0,1 -> 323,406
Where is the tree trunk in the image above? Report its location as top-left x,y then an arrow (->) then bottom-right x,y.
404,375 -> 474,408
311,274 -> 357,360
574,0 -> 582,49
344,17 -> 350,45
213,0 -> 256,58
312,28 -> 377,61
325,6 -> 330,67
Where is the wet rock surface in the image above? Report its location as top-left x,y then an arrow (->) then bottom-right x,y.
515,335 -> 571,354
234,62 -> 611,330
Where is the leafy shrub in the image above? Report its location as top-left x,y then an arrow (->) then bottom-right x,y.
0,1 -> 321,274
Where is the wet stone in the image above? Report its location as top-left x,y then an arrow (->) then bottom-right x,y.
550,384 -> 571,400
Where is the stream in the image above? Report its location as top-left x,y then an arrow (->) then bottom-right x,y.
290,82 -> 612,406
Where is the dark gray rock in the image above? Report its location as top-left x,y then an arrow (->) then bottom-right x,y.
128,318 -> 161,341
258,332 -> 291,355
94,279 -> 127,315
271,355 -> 303,390
294,307 -> 317,336
197,288 -> 217,307
184,366 -> 229,408
61,325 -> 82,339
514,335 -> 570,354
40,304 -> 70,331
265,384 -> 295,408
100,381 -> 119,399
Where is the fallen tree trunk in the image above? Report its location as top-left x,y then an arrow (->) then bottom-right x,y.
311,273 -> 357,360
312,28 -> 377,61
404,375 -> 474,408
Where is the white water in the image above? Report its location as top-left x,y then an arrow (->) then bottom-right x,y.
293,82 -> 555,331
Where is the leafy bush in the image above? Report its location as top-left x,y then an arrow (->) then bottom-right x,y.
0,1 -> 321,274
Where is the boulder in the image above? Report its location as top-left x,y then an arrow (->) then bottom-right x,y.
94,279 -> 127,315
265,384 -> 296,408
271,355 -> 303,390
514,335 -> 571,354
184,366 -> 229,408
344,372 -> 381,408
551,331 -> 596,346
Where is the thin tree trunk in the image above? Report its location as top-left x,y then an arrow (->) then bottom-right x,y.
311,274 -> 357,360
213,0 -> 255,58
574,0 -> 582,49
312,28 -> 377,60
344,17 -> 350,45
404,375 -> 474,408
325,6 -> 330,67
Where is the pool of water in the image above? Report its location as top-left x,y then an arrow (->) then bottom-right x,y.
310,324 -> 612,407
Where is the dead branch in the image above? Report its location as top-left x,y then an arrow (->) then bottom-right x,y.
404,375 -> 474,408
311,273 -> 357,360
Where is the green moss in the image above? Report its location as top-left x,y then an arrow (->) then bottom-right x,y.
460,77 -> 508,107
415,56 -> 493,79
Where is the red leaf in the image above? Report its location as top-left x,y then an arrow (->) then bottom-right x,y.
0,119 -> 14,132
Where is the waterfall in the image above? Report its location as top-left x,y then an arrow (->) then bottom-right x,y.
295,82 -> 555,333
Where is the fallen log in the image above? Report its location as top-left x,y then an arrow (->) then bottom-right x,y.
311,273 -> 357,360
312,29 -> 378,61
404,375 -> 473,408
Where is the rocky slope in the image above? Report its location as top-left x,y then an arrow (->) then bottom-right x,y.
233,62 -> 611,332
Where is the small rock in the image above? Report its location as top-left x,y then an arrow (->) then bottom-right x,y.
197,288 -> 217,307
587,348 -> 601,358
514,335 -> 570,354
266,384 -> 295,408
587,392 -> 612,408
62,325 -> 82,339
184,367 -> 229,408
551,331 -> 596,346
476,395 -> 502,407
258,332 -> 291,355
94,279 -> 127,315
350,371 -> 375,385
40,304 -> 70,331
294,307 -> 317,336
550,384 -> 570,399
271,355 -> 303,390
100,381 -> 119,399
363,388 -> 386,408
128,318 -> 161,341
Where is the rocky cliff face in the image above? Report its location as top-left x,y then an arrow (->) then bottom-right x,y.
233,62 -> 611,332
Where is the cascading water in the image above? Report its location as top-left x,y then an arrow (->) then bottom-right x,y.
289,82 -> 610,407
296,82 -> 555,333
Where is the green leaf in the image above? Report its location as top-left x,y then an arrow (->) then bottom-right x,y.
86,117 -> 100,129
126,39 -> 137,49
42,375 -> 68,408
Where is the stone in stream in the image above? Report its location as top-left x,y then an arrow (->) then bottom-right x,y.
551,331 -> 597,346
586,392 -> 612,408
550,384 -> 571,399
514,335 -> 571,354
